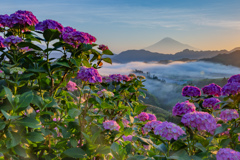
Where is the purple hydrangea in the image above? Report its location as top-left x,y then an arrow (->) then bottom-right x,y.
76,66 -> 102,83
202,98 -> 221,110
109,74 -> 123,82
154,121 -> 185,140
0,14 -> 9,27
202,83 -> 222,97
97,89 -> 107,97
148,113 -> 157,121
228,74 -> 240,83
181,111 -> 217,134
3,36 -> 22,46
143,120 -> 162,133
122,75 -> 131,82
102,76 -> 112,83
8,10 -> 38,27
216,148 -> 240,160
172,101 -> 196,116
122,119 -> 130,128
35,19 -> 64,32
138,112 -> 149,121
66,81 -> 77,91
98,44 -> 109,51
220,109 -> 239,122
122,135 -> 132,142
0,36 -> 5,48
63,26 -> 76,33
238,135 -> 240,142
103,120 -> 120,131
182,86 -> 201,97
222,82 -> 240,96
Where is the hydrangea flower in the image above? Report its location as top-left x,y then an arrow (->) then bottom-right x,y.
35,19 -> 64,32
3,36 -> 22,46
98,44 -> 109,51
9,67 -> 25,74
182,86 -> 201,97
220,109 -> 239,122
222,82 -> 240,96
143,120 -> 162,133
0,36 -> 5,48
137,75 -> 146,80
102,76 -> 112,83
172,101 -> 196,116
181,111 -> 217,134
238,134 -> 240,142
76,66 -> 102,83
103,120 -> 120,131
122,75 -> 131,82
216,148 -> 240,160
154,121 -> 185,140
228,74 -> 240,83
138,112 -> 149,121
97,89 -> 114,98
122,119 -> 130,128
8,10 -> 38,27
63,26 -> 76,33
128,73 -> 137,79
122,135 -> 132,142
148,113 -> 157,121
202,83 -> 222,97
109,74 -> 123,82
66,81 -> 77,91
0,14 -> 9,27
202,98 -> 221,110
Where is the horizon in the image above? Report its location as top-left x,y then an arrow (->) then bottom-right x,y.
1,0 -> 240,53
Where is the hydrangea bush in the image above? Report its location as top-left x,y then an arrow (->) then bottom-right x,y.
0,10 -> 240,160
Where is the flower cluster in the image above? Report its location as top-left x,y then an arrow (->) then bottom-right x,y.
128,73 -> 137,79
216,148 -> 240,160
76,66 -> 102,83
8,10 -> 38,27
182,86 -> 201,97
220,109 -> 239,122
122,75 -> 131,82
0,14 -> 9,27
35,19 -> 64,32
0,36 -> 5,48
172,101 -> 196,116
148,113 -> 157,121
122,135 -> 133,142
63,26 -> 76,33
154,121 -> 185,140
102,76 -> 112,83
143,120 -> 162,133
98,44 -> 109,51
103,120 -> 120,131
202,83 -> 222,97
109,74 -> 123,82
9,67 -> 25,74
181,111 -> 217,134
97,89 -> 114,98
202,98 -> 221,110
122,119 -> 130,128
4,36 -> 22,46
228,74 -> 240,83
138,112 -> 149,121
222,82 -> 240,96
66,81 -> 77,91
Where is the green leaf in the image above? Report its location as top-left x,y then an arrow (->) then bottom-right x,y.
128,86 -> 136,93
14,145 -> 28,158
16,91 -> 33,112
102,57 -> 112,64
194,143 -> 206,152
68,108 -> 81,119
43,29 -> 61,42
153,143 -> 167,153
1,110 -> 20,120
139,91 -> 146,98
126,143 -> 132,155
137,137 -> 153,145
63,148 -> 87,158
82,59 -> 91,67
103,49 -> 114,55
3,86 -> 13,107
167,149 -> 191,160
17,117 -> 41,128
220,138 -> 231,148
0,119 -> 6,130
70,138 -> 78,148
96,145 -> 110,155
6,131 -> 21,149
17,42 -> 43,51
127,156 -> 147,160
54,61 -> 70,68
233,127 -> 240,133
134,103 -> 147,114
214,124 -> 228,136
26,132 -> 44,142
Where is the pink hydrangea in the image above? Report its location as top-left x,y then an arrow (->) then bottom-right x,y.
182,86 -> 201,97
220,109 -> 239,122
122,75 -> 131,82
0,36 -> 5,48
238,134 -> 240,142
154,121 -> 185,140
109,74 -> 123,82
216,148 -> 240,160
202,83 -> 222,97
35,19 -> 64,32
7,10 -> 38,27
202,98 -> 221,110
66,81 -> 77,91
53,117 -> 60,122
143,120 -> 162,133
181,111 -> 217,134
122,119 -> 130,127
76,66 -> 102,83
222,82 -> 240,96
138,112 -> 149,121
103,120 -> 120,131
172,101 -> 196,116
148,113 -> 157,121
3,36 -> 22,46
0,14 -> 9,27
228,74 -> 240,83
143,145 -> 151,150
122,135 -> 132,142
98,44 -> 109,51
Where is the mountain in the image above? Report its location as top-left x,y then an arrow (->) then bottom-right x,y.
144,37 -> 198,54
113,49 -> 228,63
200,50 -> 240,67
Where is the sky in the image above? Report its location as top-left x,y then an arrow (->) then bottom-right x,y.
1,0 -> 240,53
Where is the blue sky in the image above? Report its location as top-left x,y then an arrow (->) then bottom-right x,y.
1,0 -> 240,53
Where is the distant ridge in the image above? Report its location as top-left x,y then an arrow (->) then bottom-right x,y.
144,37 -> 198,54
